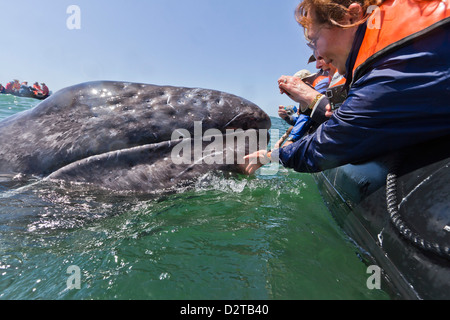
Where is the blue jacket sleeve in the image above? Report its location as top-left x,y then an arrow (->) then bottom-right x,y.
275,26 -> 450,173
288,114 -> 311,141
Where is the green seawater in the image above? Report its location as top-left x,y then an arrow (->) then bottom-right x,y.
0,94 -> 390,300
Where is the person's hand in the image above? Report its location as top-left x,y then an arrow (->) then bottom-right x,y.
242,150 -> 271,175
325,104 -> 334,118
278,105 -> 289,120
278,75 -> 318,106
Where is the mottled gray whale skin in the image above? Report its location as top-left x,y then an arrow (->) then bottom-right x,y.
0,81 -> 270,192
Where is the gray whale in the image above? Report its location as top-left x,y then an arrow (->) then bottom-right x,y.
0,81 -> 271,193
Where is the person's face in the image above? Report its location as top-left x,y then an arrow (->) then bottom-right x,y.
315,57 -> 325,70
315,57 -> 333,73
306,7 -> 359,75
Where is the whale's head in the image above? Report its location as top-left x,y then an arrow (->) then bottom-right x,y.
0,81 -> 272,193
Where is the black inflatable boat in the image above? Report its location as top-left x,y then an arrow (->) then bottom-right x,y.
313,135 -> 450,299
10,91 -> 48,100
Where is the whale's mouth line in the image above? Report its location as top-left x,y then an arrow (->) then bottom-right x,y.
45,126 -> 270,192
38,120 -> 269,182
51,126 -> 267,171
50,123 -> 268,179
46,140 -> 180,178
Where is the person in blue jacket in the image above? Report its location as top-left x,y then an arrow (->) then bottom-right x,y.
244,0 -> 450,174
276,56 -> 335,149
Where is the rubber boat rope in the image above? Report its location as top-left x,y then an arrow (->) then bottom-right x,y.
386,159 -> 450,260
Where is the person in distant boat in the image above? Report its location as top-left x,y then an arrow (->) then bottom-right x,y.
32,82 -> 43,94
19,82 -> 33,97
5,81 -> 14,94
41,83 -> 49,97
12,80 -> 21,92
0,84 -> 5,94
244,0 -> 450,174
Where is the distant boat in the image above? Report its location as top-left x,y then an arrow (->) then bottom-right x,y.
0,90 -> 50,100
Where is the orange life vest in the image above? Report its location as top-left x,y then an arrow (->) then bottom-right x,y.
42,85 -> 49,95
329,71 -> 346,88
353,0 -> 450,81
312,75 -> 328,87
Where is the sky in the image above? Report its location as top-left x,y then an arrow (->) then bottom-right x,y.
0,0 -> 314,116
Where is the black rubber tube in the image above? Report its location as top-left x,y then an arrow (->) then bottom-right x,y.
386,170 -> 450,260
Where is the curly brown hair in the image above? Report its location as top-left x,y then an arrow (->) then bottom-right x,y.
295,0 -> 383,29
